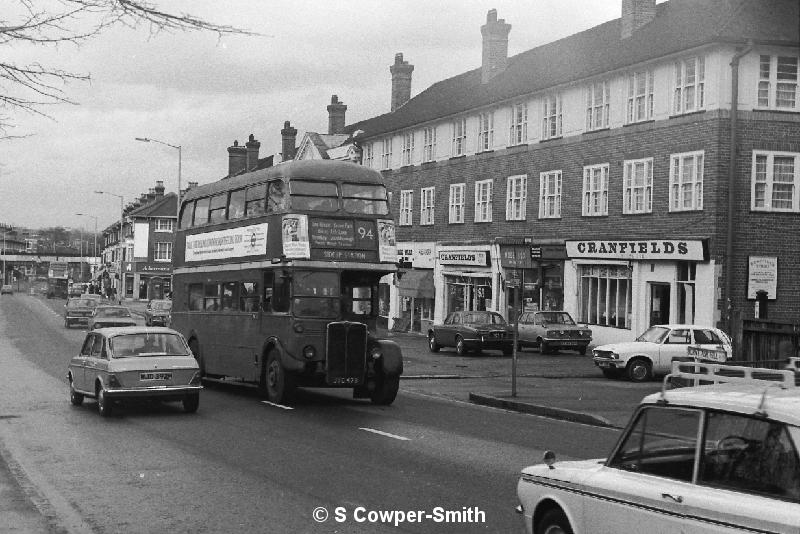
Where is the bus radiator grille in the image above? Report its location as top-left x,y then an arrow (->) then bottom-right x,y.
325,322 -> 367,386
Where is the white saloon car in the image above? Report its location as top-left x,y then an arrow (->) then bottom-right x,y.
592,324 -> 732,382
517,362 -> 800,534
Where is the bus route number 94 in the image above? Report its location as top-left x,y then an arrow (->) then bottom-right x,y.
356,225 -> 374,241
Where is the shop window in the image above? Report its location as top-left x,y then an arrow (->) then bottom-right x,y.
677,261 -> 696,324
578,264 -> 632,329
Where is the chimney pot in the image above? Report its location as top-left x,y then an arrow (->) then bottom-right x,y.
621,0 -> 656,39
245,134 -> 261,171
327,95 -> 347,135
281,121 -> 298,161
227,139 -> 247,176
390,52 -> 414,111
481,9 -> 511,84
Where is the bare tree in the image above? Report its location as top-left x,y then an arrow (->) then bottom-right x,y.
0,1 -> 255,136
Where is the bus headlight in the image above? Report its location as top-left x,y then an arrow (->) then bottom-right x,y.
370,346 -> 383,360
293,322 -> 305,333
302,345 -> 316,359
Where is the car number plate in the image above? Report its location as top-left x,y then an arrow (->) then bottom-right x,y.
561,340 -> 579,345
140,372 -> 172,381
597,362 -> 610,368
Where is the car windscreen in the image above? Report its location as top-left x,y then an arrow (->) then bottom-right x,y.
636,326 -> 670,343
68,299 -> 95,307
109,333 -> 189,358
464,312 -> 506,325
151,301 -> 172,310
96,307 -> 131,318
538,312 -> 576,325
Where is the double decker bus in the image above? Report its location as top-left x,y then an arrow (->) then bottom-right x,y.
171,160 -> 402,405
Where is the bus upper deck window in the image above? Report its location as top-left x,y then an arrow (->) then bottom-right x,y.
342,183 -> 389,215
180,201 -> 195,228
245,183 -> 266,217
209,193 -> 228,224
267,181 -> 287,213
229,189 -> 246,220
289,180 -> 338,212
194,197 -> 210,226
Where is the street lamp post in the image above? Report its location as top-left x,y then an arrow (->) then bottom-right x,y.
95,191 -> 124,303
135,137 -> 182,217
76,213 -> 98,280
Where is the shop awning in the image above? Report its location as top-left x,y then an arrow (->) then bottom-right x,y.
398,269 -> 435,299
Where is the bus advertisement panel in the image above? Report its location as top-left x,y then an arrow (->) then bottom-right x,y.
171,160 -> 402,405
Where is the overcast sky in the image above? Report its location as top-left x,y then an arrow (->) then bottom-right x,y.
1,1 -> 625,232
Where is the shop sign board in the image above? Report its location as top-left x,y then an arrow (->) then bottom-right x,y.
397,242 -> 435,269
438,250 -> 488,266
500,245 -> 532,269
747,256 -> 777,300
566,239 -> 705,261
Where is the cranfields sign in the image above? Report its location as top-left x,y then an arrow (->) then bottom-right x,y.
438,250 -> 488,266
566,240 -> 705,261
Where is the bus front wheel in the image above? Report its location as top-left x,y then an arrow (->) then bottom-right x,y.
265,350 -> 295,404
370,375 -> 399,405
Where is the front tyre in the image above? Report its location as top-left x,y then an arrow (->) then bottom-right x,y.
370,375 -> 399,405
627,358 -> 652,382
265,350 -> 295,404
69,379 -> 83,406
455,336 -> 466,356
428,333 -> 440,352
183,393 -> 199,413
536,508 -> 573,534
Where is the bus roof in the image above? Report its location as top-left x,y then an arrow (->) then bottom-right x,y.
182,160 -> 385,203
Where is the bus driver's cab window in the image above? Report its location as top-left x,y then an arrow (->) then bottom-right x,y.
265,271 -> 290,312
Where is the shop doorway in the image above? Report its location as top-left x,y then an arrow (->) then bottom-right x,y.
649,283 -> 671,326
445,276 -> 492,315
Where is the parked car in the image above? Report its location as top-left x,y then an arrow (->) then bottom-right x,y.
0,284 -> 13,295
144,299 -> 172,326
428,310 -> 514,355
87,305 -> 137,330
67,327 -> 202,416
68,282 -> 88,297
592,324 -> 732,382
517,310 -> 592,355
516,361 -> 800,534
64,297 -> 100,328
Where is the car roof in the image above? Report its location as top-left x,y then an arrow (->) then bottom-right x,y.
642,384 -> 800,425
92,326 -> 179,337
649,324 -> 719,330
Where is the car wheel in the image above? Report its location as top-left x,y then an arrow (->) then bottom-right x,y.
455,336 -> 466,356
627,358 -> 652,382
64,319 -> 70,329
428,333 -> 440,353
536,508 -> 573,534
183,393 -> 199,413
264,350 -> 295,404
578,346 -> 587,356
96,384 -> 112,417
145,318 -> 151,326
502,346 -> 513,356
370,375 -> 399,405
540,340 -> 550,355
69,379 -> 83,406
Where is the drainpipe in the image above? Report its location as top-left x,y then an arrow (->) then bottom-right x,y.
725,40 -> 753,334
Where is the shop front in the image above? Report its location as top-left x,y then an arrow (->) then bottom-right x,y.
391,242 -> 436,333
564,239 -> 715,346
434,246 -> 494,324
133,263 -> 173,301
499,241 -> 567,321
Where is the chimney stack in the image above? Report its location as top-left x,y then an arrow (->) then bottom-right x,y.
621,0 -> 656,39
481,9 -> 511,84
154,181 -> 165,198
390,53 -> 414,111
245,134 -> 261,170
327,95 -> 347,135
281,121 -> 297,161
227,140 -> 247,176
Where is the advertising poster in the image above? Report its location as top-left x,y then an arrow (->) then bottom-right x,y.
282,214 -> 310,259
748,256 -> 778,299
377,219 -> 397,263
185,223 -> 268,262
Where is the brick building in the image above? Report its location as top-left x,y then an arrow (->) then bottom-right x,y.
324,0 -> 798,343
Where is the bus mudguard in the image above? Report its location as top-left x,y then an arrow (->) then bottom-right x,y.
263,337 -> 305,373
375,339 -> 403,377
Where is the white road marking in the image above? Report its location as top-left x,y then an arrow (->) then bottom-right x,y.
261,401 -> 293,410
359,427 -> 410,441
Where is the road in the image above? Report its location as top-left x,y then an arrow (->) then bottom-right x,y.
0,294 -> 622,533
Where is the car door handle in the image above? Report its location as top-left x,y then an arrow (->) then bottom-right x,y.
661,493 -> 683,503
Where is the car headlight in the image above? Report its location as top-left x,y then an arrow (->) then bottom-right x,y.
302,345 -> 316,359
107,374 -> 121,388
612,352 -> 620,359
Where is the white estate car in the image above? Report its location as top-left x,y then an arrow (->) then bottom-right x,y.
592,324 -> 732,382
516,362 -> 800,534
